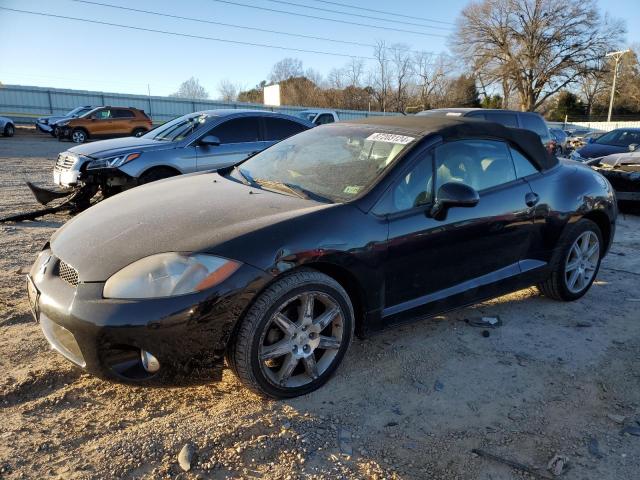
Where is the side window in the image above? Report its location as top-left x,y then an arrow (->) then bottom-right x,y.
113,109 -> 135,118
315,113 -> 335,125
263,118 -> 307,141
618,130 -> 640,146
509,147 -> 538,178
435,140 -> 516,192
208,117 -> 261,144
465,112 -> 486,120
485,112 -> 518,127
94,109 -> 111,120
519,114 -> 551,142
375,152 -> 434,214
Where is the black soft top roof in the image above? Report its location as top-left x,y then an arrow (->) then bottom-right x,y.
346,115 -> 558,170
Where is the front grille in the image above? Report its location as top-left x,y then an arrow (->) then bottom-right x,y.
58,260 -> 79,286
55,154 -> 76,171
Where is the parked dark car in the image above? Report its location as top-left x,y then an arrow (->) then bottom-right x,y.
0,116 -> 15,137
36,106 -> 95,135
571,128 -> 640,161
49,110 -> 313,197
27,116 -> 616,398
418,108 -> 555,153
587,152 -> 640,207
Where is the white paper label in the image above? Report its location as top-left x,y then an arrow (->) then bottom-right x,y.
366,132 -> 415,145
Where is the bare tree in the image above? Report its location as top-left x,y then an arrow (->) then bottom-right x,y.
217,79 -> 240,102
577,60 -> 609,117
170,77 -> 209,99
345,58 -> 365,87
372,41 -> 391,112
327,68 -> 346,89
269,57 -> 303,83
413,52 -> 451,109
389,44 -> 413,112
453,0 -> 624,111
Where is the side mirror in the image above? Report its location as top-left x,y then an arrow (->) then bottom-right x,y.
200,135 -> 220,146
628,143 -> 638,152
430,182 -> 479,219
587,137 -> 595,144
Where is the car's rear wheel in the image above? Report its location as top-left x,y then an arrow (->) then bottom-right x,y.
71,129 -> 87,143
138,167 -> 180,185
3,123 -> 15,137
227,269 -> 354,398
52,126 -> 60,137
132,128 -> 147,137
538,219 -> 603,301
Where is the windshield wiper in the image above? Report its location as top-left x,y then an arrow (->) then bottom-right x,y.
254,178 -> 309,199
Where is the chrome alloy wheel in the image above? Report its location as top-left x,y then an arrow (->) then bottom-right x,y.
259,292 -> 344,388
72,131 -> 85,143
564,230 -> 600,294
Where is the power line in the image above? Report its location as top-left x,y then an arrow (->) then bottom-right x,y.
209,0 -> 448,38
0,7 -> 375,59
264,0 -> 452,31
314,0 -> 455,26
69,0 -> 374,49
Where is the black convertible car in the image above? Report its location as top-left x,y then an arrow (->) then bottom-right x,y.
27,116 -> 616,398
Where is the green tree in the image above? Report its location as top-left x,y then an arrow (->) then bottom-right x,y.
549,91 -> 585,121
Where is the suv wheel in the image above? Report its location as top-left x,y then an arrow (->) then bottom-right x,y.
132,128 -> 147,137
71,129 -> 87,143
226,269 -> 354,398
538,219 -> 603,301
3,123 -> 15,137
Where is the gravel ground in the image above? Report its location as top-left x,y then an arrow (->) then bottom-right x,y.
1,130 -> 639,480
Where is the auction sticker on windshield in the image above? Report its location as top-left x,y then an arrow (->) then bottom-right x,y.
366,133 -> 415,144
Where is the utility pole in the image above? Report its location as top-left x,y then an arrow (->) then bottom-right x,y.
606,49 -> 630,122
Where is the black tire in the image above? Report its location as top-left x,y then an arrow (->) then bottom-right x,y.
226,269 -> 354,398
138,167 -> 180,185
52,126 -> 60,138
538,219 -> 603,301
3,123 -> 15,137
132,128 -> 147,137
71,128 -> 87,143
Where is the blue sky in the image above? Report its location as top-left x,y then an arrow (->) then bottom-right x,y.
0,0 -> 636,97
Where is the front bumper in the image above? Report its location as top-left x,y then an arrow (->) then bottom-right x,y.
29,252 -> 272,382
36,121 -> 52,133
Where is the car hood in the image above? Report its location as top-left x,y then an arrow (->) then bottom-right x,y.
577,143 -> 626,159
50,173 -> 330,281
66,136 -> 173,158
39,115 -> 66,123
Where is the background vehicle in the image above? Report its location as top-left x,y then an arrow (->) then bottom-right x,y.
570,128 -> 640,161
36,106 -> 95,134
51,109 -> 313,196
57,106 -> 152,143
549,128 -> 568,154
587,152 -> 640,208
0,116 -> 15,137
417,108 -> 555,153
295,109 -> 339,125
28,116 -> 616,398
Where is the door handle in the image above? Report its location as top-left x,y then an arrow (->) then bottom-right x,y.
525,192 -> 539,207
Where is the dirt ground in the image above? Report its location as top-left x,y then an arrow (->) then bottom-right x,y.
1,130 -> 639,480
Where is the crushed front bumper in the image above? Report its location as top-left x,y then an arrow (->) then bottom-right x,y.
28,251 -> 272,383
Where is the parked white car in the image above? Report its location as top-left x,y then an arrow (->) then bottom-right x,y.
295,109 -> 339,125
0,116 -> 15,137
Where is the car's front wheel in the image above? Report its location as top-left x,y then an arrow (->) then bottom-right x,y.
132,128 -> 147,137
3,123 -> 15,137
538,219 -> 603,301
227,269 -> 354,398
71,129 -> 87,143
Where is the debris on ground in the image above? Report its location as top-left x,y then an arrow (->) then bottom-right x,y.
588,437 -> 603,458
465,316 -> 502,328
338,428 -> 352,457
575,321 -> 593,328
547,454 -> 569,476
482,330 -> 491,338
434,379 -> 444,391
472,448 -> 553,479
620,425 -> 640,437
607,413 -> 626,424
178,443 -> 195,472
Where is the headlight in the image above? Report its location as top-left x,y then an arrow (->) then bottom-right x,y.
103,253 -> 241,299
30,249 -> 52,283
87,152 -> 141,170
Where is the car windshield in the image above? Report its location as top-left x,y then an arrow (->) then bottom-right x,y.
235,125 -> 418,203
66,106 -> 90,117
595,129 -> 640,147
295,112 -> 316,122
143,113 -> 210,142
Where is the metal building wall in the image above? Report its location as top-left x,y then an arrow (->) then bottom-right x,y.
0,84 -> 400,124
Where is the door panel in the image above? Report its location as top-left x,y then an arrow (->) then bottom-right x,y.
196,141 -> 269,170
